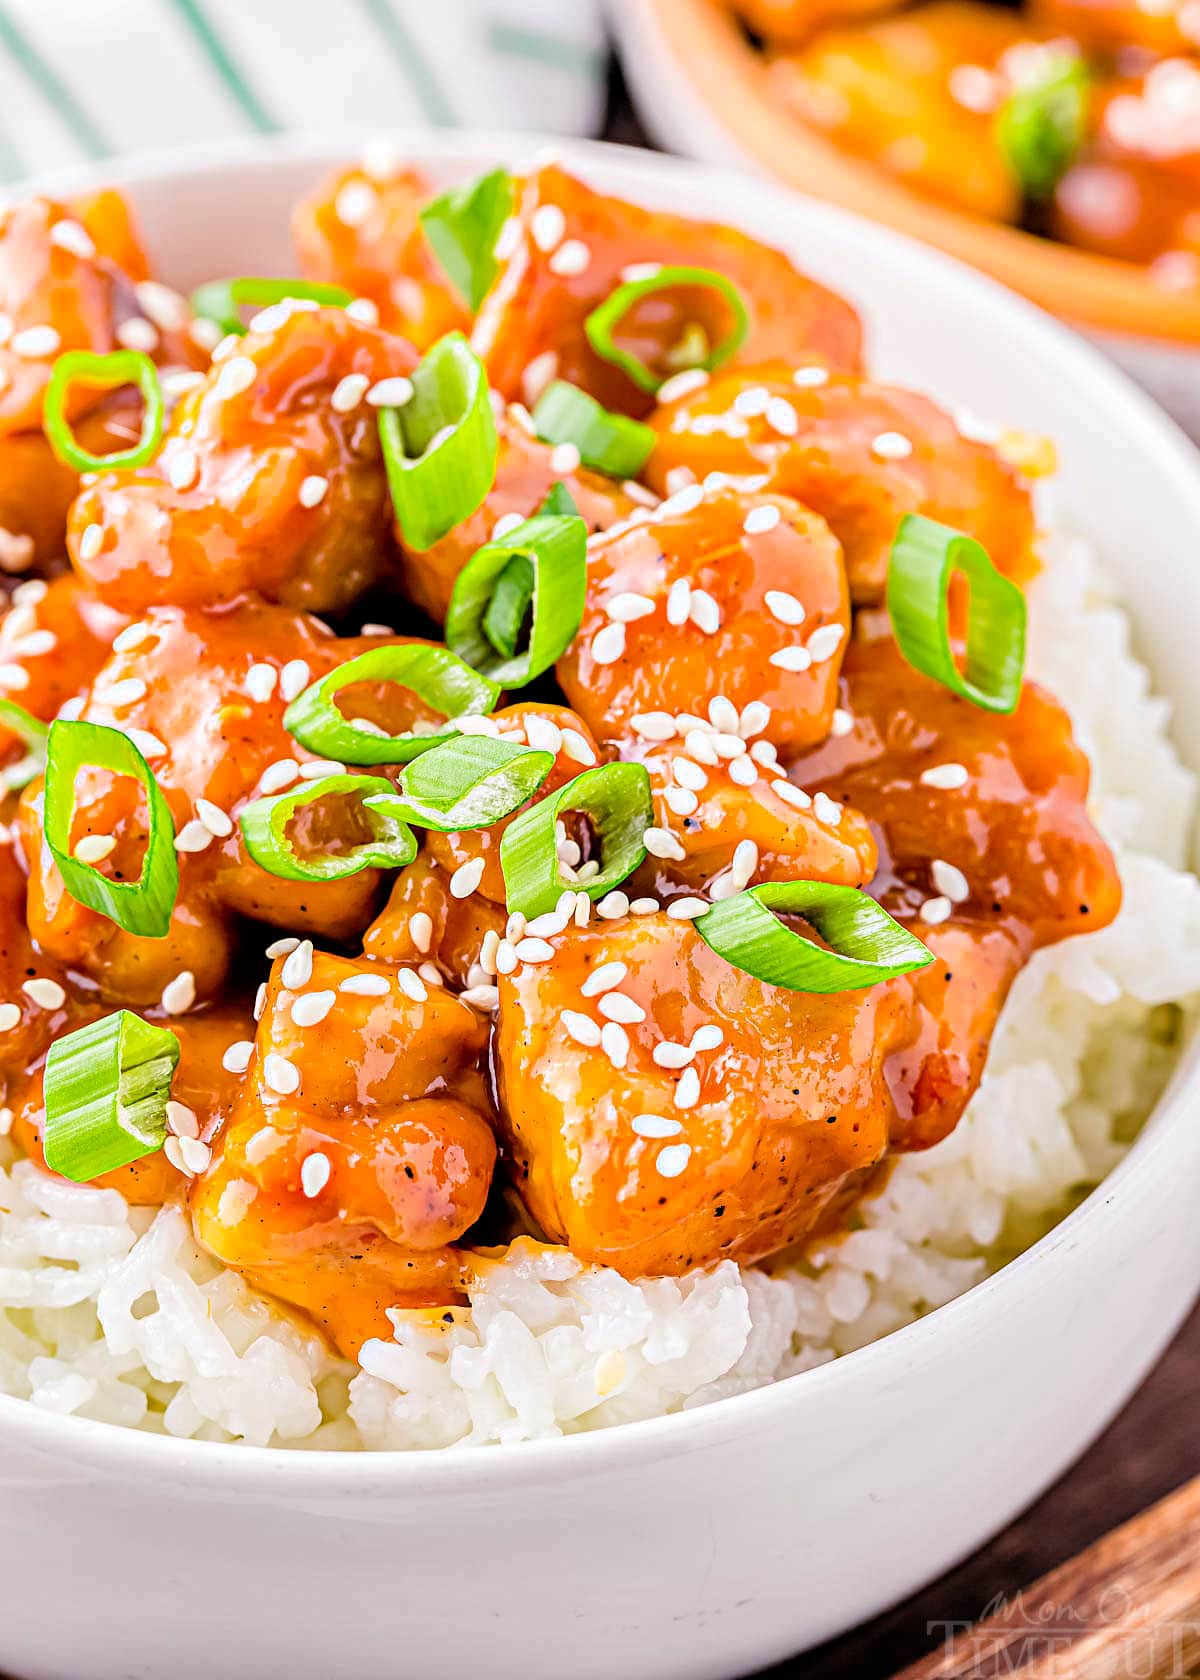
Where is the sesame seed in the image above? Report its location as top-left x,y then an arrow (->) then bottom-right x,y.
765,590 -> 806,626
281,940 -> 314,990
450,857 -> 485,899
339,973 -> 390,996
660,483 -> 704,517
74,833 -> 115,864
335,180 -> 378,226
712,732 -> 747,759
161,971 -> 196,1015
667,897 -> 709,920
550,441 -> 581,476
266,937 -> 299,958
871,431 -> 914,461
655,1143 -> 692,1178
396,968 -> 428,1004
919,895 -> 953,925
215,356 -> 257,400
921,762 -> 969,790
11,325 -> 61,358
813,791 -> 843,827
493,217 -> 523,262
78,524 -> 104,563
166,1100 -> 199,1139
558,1010 -> 599,1047
689,590 -> 721,635
731,840 -> 759,886
300,1152 -> 332,1198
599,991 -> 645,1024
631,713 -> 676,742
674,1067 -> 701,1109
630,897 -> 660,915
657,368 -> 709,404
793,365 -> 830,388
263,1053 -> 300,1095
253,985 -> 268,1019
136,280 -> 188,331
0,1004 -> 19,1031
116,317 -> 159,354
494,938 -> 518,976
113,623 -> 154,655
807,623 -> 846,663
666,580 -> 692,627
774,781 -> 813,810
831,708 -> 853,737
461,984 -> 500,1011
664,786 -> 698,817
743,504 -> 781,536
734,386 -> 770,417
246,663 -> 277,702
331,373 -> 369,413
707,697 -> 739,734
10,627 -> 54,658
766,397 -> 799,437
50,218 -> 96,258
931,859 -> 970,903
691,1025 -> 724,1053
23,978 -> 65,1010
222,1042 -> 254,1076
189,317 -> 223,352
298,475 -> 329,508
770,646 -> 812,672
653,1041 -> 694,1070
515,937 -> 555,965
125,728 -> 167,760
521,350 -> 559,406
105,676 -> 147,709
580,961 -> 626,998
298,758 -> 345,779
672,757 -> 707,793
177,1136 -> 212,1176
591,622 -> 626,666
605,591 -> 656,623
258,759 -> 300,795
410,911 -> 434,955
643,826 -> 686,862
634,1113 -> 684,1137
0,664 -> 27,691
526,908 -> 570,938
729,757 -> 757,786
196,798 -> 233,838
531,204 -> 566,252
560,729 -> 596,766
279,660 -> 310,702
548,238 -> 590,276
292,990 -> 335,1027
366,375 -> 414,408
600,1022 -> 629,1069
174,819 -> 213,854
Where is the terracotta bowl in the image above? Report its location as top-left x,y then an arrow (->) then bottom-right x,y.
610,0 -> 1200,438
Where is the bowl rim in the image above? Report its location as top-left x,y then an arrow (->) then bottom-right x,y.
2,126 -> 1199,1486
612,0 -> 1200,347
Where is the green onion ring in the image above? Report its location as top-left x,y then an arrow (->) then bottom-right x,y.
379,331 -> 498,553
370,735 -> 554,833
240,774 -> 417,882
419,168 -> 514,312
43,350 -> 164,473
887,513 -> 1026,715
190,277 -> 354,337
43,1010 -> 179,1183
445,511 -> 587,687
284,643 -> 499,766
694,881 -> 934,993
500,761 -> 652,917
0,698 -> 48,789
996,53 -> 1091,203
533,380 -> 655,479
584,265 -> 751,395
44,719 -> 178,939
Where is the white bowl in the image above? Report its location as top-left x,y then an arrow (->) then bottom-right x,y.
3,133 -> 1200,1680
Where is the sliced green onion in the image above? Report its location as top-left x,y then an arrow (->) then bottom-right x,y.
996,52 -> 1091,202
43,1010 -> 179,1183
694,882 -> 933,993
584,266 -> 750,395
284,643 -> 499,766
372,735 -> 553,833
887,513 -> 1026,715
379,331 -> 498,552
240,774 -> 416,882
538,481 -> 579,518
533,380 -> 655,479
500,761 -> 652,917
44,350 -> 164,473
419,168 -> 514,311
0,699 -> 48,789
190,277 -> 354,337
44,720 -> 178,938
445,512 -> 587,686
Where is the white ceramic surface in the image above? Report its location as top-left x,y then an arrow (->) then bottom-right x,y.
2,133 -> 1200,1680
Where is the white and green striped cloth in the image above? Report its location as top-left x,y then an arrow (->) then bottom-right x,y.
0,0 -> 608,179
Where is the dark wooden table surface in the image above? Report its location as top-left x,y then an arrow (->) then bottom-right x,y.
601,58 -> 1200,1680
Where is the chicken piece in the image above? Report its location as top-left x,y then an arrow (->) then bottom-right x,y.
770,2 -> 1033,222
0,194 -> 196,439
728,0 -> 902,45
421,703 -> 605,905
17,600 -> 448,1004
363,853 -> 506,990
0,826 -> 79,1089
398,410 -> 639,623
1029,0 -> 1199,57
0,575 -> 125,736
646,364 -> 1036,601
496,913 -> 912,1276
68,307 -> 415,614
791,634 -> 1122,949
293,160 -> 468,349
471,164 -> 863,418
558,487 -> 850,753
9,1001 -> 250,1208
192,950 -> 495,1355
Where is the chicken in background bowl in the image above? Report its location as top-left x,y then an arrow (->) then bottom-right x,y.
0,141 -> 1194,1454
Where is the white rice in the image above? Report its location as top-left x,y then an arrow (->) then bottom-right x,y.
1,531 -> 1197,1450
